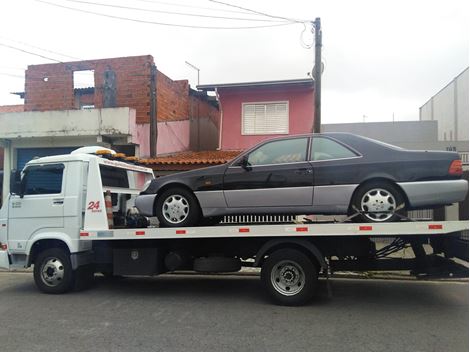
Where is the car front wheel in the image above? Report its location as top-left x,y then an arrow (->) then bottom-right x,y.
352,181 -> 406,222
155,187 -> 201,227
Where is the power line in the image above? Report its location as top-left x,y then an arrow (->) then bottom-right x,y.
0,36 -> 81,60
133,0 -> 256,16
34,0 -> 295,29
208,0 -> 309,24
0,72 -> 24,79
59,0 -> 285,22
0,42 -> 62,62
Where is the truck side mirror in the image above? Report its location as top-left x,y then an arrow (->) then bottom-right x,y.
9,169 -> 22,196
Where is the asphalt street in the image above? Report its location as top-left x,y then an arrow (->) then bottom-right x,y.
0,272 -> 467,352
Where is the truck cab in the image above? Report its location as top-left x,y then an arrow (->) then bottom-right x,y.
0,150 -> 154,272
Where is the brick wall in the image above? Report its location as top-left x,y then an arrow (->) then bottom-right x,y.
22,55 -> 216,126
24,55 -> 153,123
156,71 -> 189,122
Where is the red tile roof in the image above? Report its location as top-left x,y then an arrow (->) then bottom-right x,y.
0,105 -> 24,113
141,150 -> 242,165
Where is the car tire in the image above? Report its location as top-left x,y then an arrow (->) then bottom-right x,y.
351,181 -> 406,223
33,248 -> 75,294
155,187 -> 201,227
261,248 -> 318,306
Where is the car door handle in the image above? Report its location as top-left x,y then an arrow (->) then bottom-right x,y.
53,199 -> 64,205
295,169 -> 313,175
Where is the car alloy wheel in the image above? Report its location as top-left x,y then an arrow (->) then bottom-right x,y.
360,188 -> 396,222
162,194 -> 190,224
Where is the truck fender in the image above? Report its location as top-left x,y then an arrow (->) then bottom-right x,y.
254,238 -> 327,269
26,232 -> 75,267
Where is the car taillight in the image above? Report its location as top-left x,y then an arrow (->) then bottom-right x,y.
0,243 -> 7,250
448,159 -> 463,176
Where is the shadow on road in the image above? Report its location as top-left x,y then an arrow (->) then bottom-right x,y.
1,272 -> 467,308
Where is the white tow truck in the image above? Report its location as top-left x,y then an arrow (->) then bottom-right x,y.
0,149 -> 468,305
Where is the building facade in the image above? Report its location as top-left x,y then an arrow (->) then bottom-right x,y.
0,55 -> 219,201
198,79 -> 314,151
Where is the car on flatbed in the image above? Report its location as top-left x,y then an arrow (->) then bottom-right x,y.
136,132 -> 468,227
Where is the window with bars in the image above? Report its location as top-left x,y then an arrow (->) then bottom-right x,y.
242,101 -> 289,135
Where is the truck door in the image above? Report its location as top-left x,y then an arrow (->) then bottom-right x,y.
7,164 -> 65,252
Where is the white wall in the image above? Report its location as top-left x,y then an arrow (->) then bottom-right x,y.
420,68 -> 469,142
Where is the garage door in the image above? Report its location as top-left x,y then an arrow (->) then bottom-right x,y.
17,147 -> 78,170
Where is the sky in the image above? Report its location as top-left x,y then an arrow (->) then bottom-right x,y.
0,0 -> 468,124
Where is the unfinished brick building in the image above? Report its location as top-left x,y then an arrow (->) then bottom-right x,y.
5,55 -> 219,158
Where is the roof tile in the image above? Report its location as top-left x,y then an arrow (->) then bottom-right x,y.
141,150 -> 242,165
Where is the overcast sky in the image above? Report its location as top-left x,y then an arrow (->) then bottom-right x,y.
0,0 -> 468,124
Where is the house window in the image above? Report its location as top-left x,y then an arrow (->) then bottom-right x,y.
242,102 -> 289,135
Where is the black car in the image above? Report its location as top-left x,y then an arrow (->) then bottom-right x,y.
135,133 -> 468,227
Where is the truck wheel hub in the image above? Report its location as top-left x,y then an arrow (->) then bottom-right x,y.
40,258 -> 65,287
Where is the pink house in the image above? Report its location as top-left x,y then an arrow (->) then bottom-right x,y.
198,79 -> 314,151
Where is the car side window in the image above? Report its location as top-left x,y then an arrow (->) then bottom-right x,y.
247,138 -> 308,166
23,164 -> 64,195
311,138 -> 358,161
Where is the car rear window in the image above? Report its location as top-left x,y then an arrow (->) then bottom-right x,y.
311,138 -> 358,161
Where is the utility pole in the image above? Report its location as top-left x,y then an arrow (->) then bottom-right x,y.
150,64 -> 157,157
313,17 -> 322,133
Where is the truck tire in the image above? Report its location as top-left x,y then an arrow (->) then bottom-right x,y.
261,248 -> 318,306
33,248 -> 75,294
193,256 -> 241,273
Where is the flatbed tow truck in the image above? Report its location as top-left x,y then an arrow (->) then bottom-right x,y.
0,149 -> 468,305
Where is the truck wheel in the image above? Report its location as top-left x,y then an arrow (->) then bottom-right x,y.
261,249 -> 318,306
33,248 -> 75,294
155,187 -> 201,227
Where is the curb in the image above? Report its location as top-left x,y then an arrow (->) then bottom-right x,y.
2,268 -> 467,283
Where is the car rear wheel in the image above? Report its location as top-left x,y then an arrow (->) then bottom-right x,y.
352,181 -> 405,222
155,187 -> 201,227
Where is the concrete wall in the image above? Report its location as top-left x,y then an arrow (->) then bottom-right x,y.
136,120 -> 190,157
218,85 -> 314,150
322,120 -> 468,152
420,68 -> 469,142
0,107 -> 137,140
189,92 -> 220,151
323,120 -> 438,144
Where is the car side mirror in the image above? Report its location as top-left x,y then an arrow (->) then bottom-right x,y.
240,155 -> 252,171
9,169 -> 22,197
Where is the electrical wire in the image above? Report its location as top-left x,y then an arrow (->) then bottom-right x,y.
0,72 -> 24,79
0,36 -> 81,61
208,0 -> 309,24
58,0 -> 286,22
299,22 -> 314,49
34,0 -> 296,29
134,0 -> 256,15
0,42 -> 62,62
